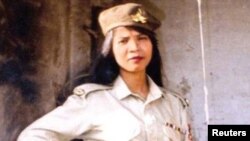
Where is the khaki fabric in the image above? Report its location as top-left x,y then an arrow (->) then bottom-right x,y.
18,76 -> 190,141
98,3 -> 161,35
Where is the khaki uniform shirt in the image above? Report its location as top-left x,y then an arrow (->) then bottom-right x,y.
18,76 -> 191,141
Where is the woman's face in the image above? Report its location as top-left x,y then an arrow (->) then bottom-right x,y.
112,27 -> 152,73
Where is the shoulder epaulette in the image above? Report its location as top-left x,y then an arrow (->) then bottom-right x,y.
73,83 -> 112,97
161,88 -> 189,108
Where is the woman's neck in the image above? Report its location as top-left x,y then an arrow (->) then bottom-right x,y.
120,70 -> 149,99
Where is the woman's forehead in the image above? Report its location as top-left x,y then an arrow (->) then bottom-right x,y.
113,27 -> 143,38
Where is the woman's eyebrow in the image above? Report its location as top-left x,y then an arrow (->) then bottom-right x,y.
116,36 -> 129,40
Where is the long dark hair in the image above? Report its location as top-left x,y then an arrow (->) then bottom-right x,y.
89,26 -> 163,87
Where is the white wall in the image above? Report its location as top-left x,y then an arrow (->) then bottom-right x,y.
146,0 -> 250,140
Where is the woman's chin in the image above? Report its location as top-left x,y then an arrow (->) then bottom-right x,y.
121,67 -> 146,74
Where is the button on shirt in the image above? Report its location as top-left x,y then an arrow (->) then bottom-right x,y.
18,76 -> 189,141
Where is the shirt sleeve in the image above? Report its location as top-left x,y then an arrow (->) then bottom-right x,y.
17,95 -> 91,141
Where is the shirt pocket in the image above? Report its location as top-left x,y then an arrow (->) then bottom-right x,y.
162,122 -> 186,141
94,110 -> 141,141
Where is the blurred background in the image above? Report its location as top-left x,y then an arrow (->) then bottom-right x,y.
1,0 -> 250,141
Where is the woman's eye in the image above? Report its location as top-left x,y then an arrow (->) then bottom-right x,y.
138,35 -> 149,40
119,39 -> 128,44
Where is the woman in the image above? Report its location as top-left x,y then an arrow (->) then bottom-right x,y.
18,3 -> 192,141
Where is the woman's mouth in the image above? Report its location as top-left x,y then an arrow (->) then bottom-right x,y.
129,56 -> 144,63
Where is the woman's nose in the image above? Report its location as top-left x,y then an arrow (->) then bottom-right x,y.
128,39 -> 140,52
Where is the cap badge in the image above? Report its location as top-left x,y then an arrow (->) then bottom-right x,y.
131,8 -> 147,23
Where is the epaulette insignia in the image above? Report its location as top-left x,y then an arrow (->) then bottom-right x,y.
177,96 -> 189,108
73,83 -> 111,96
74,88 -> 85,96
184,98 -> 190,107
163,89 -> 189,108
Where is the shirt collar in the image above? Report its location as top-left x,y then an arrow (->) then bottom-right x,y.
146,76 -> 164,103
112,75 -> 132,100
111,75 -> 164,102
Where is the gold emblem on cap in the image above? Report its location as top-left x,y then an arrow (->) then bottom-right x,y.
131,8 -> 147,23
